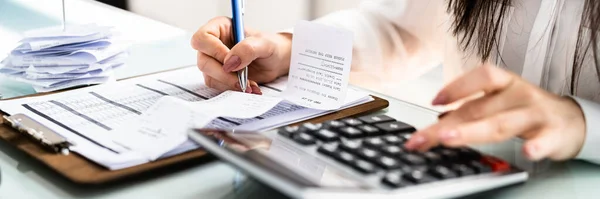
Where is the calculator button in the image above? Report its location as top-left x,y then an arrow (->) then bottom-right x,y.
439,149 -> 460,161
334,151 -> 357,164
451,164 -> 476,176
403,170 -> 436,184
338,140 -> 362,152
380,145 -> 405,156
317,144 -> 338,156
357,125 -> 380,136
313,129 -> 340,142
278,130 -> 293,138
338,126 -> 364,138
430,145 -> 445,151
456,147 -> 482,161
291,132 -> 316,146
382,172 -> 413,188
422,151 -> 442,164
468,160 -> 492,174
375,121 -> 416,134
374,156 -> 402,170
382,135 -> 404,144
363,137 -> 385,148
429,165 -> 458,179
278,126 -> 300,138
399,133 -> 412,140
341,118 -> 363,126
409,165 -> 429,173
351,159 -> 377,174
355,147 -> 381,160
324,120 -> 346,128
301,123 -> 323,132
480,156 -> 511,172
358,115 -> 396,124
399,154 -> 426,165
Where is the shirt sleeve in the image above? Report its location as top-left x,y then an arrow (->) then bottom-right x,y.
572,96 -> 600,164
284,0 -> 449,87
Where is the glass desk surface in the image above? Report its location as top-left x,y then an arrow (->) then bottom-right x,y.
0,0 -> 599,198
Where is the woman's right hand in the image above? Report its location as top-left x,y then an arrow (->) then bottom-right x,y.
191,16 -> 293,94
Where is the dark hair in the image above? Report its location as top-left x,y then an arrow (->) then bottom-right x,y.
447,0 -> 600,95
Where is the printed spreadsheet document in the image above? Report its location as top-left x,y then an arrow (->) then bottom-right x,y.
0,67 -> 373,170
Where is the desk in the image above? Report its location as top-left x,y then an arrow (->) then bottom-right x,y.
0,1 -> 599,199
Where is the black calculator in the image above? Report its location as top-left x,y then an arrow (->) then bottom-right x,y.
190,114 -> 528,198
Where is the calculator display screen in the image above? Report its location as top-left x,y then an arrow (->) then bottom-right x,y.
195,129 -> 367,189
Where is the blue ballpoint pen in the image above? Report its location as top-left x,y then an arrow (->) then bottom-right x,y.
231,0 -> 248,93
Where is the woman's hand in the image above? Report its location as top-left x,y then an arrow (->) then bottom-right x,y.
404,65 -> 587,161
191,17 -> 293,94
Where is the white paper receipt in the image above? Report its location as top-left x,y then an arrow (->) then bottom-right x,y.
198,91 -> 283,118
112,96 -> 208,161
283,20 -> 353,110
112,91 -> 283,160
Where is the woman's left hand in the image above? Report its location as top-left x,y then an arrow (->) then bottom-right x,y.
404,65 -> 587,161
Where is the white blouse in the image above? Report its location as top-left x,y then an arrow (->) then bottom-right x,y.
313,0 -> 600,164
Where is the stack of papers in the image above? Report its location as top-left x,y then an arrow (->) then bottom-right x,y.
0,24 -> 127,92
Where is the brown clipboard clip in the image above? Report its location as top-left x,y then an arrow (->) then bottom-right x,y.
1,113 -> 73,155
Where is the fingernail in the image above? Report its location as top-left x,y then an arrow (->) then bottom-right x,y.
440,129 -> 459,141
245,85 -> 253,93
405,134 -> 426,149
432,94 -> 447,105
251,85 -> 262,95
525,144 -> 538,159
223,56 -> 241,72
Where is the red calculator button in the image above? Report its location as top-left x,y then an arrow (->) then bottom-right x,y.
480,156 -> 511,172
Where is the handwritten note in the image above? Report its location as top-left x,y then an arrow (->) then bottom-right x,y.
283,20 -> 353,110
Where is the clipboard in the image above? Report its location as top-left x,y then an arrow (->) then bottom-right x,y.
0,66 -> 390,185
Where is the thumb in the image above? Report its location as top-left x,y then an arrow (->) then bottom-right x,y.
523,129 -> 561,161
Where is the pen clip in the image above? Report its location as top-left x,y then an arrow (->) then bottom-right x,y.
241,0 -> 246,15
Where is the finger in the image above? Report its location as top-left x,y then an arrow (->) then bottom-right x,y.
404,134 -> 430,152
444,85 -> 528,121
438,111 -> 452,119
405,98 -> 489,151
204,73 -> 255,93
432,65 -> 516,105
438,107 -> 543,147
191,17 -> 232,62
405,116 -> 462,152
197,52 -> 239,89
222,37 -> 276,73
522,129 -> 560,161
249,80 -> 262,95
405,98 -> 501,151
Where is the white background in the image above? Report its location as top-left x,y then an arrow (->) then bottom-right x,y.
128,0 -> 365,32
